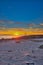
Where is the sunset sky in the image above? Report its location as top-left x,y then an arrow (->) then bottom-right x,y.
0,0 -> 43,38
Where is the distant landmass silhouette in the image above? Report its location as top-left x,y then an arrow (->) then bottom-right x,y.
0,35 -> 43,41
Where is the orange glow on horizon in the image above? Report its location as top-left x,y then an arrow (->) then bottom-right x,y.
0,28 -> 43,38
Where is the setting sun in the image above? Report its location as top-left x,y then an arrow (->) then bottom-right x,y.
14,32 -> 20,38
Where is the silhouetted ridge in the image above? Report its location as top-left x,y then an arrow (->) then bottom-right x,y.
0,35 -> 43,41
17,35 -> 43,40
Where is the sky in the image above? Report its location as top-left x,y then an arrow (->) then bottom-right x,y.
0,0 -> 43,24
0,0 -> 43,38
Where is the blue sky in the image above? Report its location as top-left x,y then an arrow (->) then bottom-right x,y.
0,0 -> 43,24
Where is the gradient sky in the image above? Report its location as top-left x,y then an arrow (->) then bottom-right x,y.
0,0 -> 43,38
0,0 -> 43,24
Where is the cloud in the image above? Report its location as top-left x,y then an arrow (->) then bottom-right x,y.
0,20 -> 43,29
0,20 -> 5,24
27,23 -> 35,26
40,23 -> 43,26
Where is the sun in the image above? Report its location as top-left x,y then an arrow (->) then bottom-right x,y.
14,32 -> 20,38
15,32 -> 19,35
